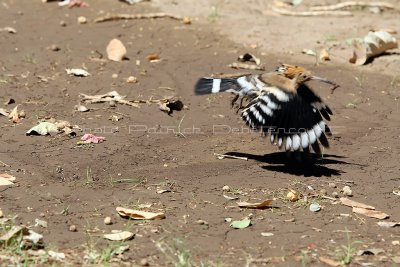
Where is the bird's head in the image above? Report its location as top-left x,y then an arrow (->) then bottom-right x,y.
276,64 -> 339,92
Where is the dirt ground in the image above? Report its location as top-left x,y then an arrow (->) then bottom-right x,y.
0,0 -> 399,266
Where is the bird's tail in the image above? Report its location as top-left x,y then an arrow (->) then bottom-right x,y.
194,77 -> 244,95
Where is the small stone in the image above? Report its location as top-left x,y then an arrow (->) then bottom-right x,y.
328,182 -> 336,188
309,203 -> 321,212
77,16 -> 87,24
140,258 -> 149,266
319,189 -> 327,196
50,44 -> 60,51
261,232 -> 274,237
112,73 -> 118,79
222,185 -> 230,191
104,217 -> 112,225
109,100 -> 116,107
60,20 -> 67,27
182,17 -> 191,24
331,191 -> 339,198
126,76 -> 138,83
287,191 -> 299,202
342,186 -> 353,196
39,213 -> 45,217
69,225 -> 77,232
196,220 -> 208,225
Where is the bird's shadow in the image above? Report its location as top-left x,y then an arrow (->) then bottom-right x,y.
224,151 -> 352,177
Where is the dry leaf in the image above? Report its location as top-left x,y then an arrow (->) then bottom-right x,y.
287,188 -> 299,202
66,68 -> 90,77
158,99 -> 184,115
238,53 -> 261,65
0,108 -> 9,117
48,251 -> 65,261
122,0 -> 150,4
116,207 -> 165,220
156,189 -> 171,194
223,194 -> 239,200
147,53 -> 160,61
26,122 -> 58,136
237,199 -> 273,209
340,197 -> 375,210
0,27 -> 17,34
229,62 -> 265,70
302,49 -> 316,56
349,31 -> 398,65
74,104 -> 89,112
103,231 -> 134,241
377,221 -> 400,228
319,49 -> 330,61
107,39 -> 127,61
352,207 -> 389,219
0,226 -> 28,245
0,173 -> 16,186
8,105 -> 19,123
319,256 -> 340,267
80,133 -> 105,144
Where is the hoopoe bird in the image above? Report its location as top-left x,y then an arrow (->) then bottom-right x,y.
195,64 -> 338,154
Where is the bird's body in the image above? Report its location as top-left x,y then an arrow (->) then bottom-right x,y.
195,64 -> 337,154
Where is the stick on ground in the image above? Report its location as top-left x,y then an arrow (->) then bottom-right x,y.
310,1 -> 396,11
214,153 -> 248,161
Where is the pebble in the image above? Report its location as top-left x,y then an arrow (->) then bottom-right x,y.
196,219 -> 208,225
69,225 -> 77,232
261,232 -> 274,237
109,100 -> 116,107
331,191 -> 339,198
50,44 -> 60,51
112,73 -> 118,79
60,20 -> 67,27
140,258 -> 149,266
126,76 -> 138,83
328,182 -> 337,188
77,16 -> 87,24
342,186 -> 353,196
182,17 -> 191,25
319,189 -> 327,196
309,203 -> 321,212
104,217 -> 112,225
222,185 -> 230,191
287,191 -> 299,202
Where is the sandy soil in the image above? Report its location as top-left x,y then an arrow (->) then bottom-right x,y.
0,0 -> 399,266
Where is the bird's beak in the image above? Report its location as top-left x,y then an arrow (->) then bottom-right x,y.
310,75 -> 340,93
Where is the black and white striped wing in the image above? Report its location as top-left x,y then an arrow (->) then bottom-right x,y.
241,86 -> 331,153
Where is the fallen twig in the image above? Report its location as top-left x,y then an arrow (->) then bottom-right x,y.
94,12 -> 187,23
310,1 -> 396,11
272,7 -> 352,16
214,153 -> 248,161
310,194 -> 337,201
228,62 -> 265,71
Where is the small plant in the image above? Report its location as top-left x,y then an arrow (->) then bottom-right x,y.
85,167 -> 93,185
109,175 -> 146,188
353,75 -> 364,88
300,250 -> 311,267
175,114 -> 186,138
156,238 -> 192,267
24,54 -> 37,64
208,6 -> 219,22
336,229 -> 362,265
